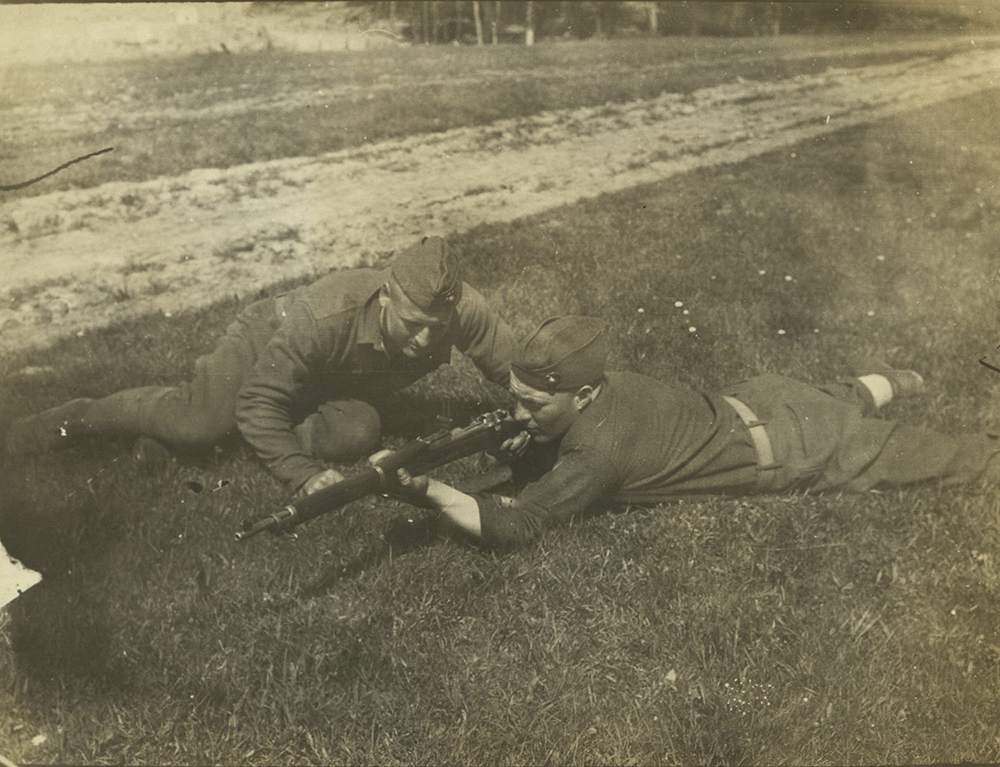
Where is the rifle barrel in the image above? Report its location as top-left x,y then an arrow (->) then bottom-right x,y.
235,411 -> 520,542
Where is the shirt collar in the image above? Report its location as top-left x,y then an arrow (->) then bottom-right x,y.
356,289 -> 387,353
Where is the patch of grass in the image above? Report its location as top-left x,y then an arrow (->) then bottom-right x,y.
4,277 -> 74,312
146,278 -> 171,297
119,258 -> 165,278
109,283 -> 133,303
463,184 -> 497,197
212,238 -> 257,263
1,83 -> 999,767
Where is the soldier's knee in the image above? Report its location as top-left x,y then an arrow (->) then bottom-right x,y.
297,400 -> 382,463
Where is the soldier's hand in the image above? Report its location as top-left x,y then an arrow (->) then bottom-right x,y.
367,450 -> 428,498
497,430 -> 532,459
395,467 -> 430,497
300,468 -> 345,497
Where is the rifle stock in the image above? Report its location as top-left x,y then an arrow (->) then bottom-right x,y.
235,409 -> 520,541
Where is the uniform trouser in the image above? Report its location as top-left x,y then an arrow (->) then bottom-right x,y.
75,303 -> 381,463
729,374 -> 1000,492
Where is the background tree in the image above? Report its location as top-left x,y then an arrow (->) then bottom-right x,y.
473,0 -> 484,44
340,0 -> 999,42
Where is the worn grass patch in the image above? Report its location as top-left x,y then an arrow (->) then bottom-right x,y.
1,82 -> 999,767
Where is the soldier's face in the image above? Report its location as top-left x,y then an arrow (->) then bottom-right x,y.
380,283 -> 451,358
509,373 -> 583,443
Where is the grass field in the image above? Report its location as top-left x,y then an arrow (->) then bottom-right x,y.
2,38 -> 1000,766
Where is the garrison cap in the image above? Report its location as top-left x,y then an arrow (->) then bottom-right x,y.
511,316 -> 608,392
390,236 -> 463,314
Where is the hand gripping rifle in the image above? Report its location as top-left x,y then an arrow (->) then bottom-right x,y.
235,409 -> 521,542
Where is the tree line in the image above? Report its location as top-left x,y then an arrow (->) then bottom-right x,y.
339,1 -> 996,45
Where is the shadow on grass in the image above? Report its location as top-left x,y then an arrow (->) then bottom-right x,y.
299,513 -> 447,598
5,570 -> 132,692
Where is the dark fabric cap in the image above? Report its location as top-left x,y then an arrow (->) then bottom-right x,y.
390,236 -> 463,314
511,316 -> 608,392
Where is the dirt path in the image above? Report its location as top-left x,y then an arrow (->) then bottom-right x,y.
1,45 -> 997,356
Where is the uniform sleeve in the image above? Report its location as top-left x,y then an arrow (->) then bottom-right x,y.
474,447 -> 622,550
236,302 -> 334,489
451,284 -> 516,387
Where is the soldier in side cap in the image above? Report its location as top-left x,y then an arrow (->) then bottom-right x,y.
4,237 -> 516,496
390,315 -> 1000,550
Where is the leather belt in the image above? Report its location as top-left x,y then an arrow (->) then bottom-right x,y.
723,395 -> 778,491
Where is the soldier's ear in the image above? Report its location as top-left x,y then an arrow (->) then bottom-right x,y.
574,385 -> 596,413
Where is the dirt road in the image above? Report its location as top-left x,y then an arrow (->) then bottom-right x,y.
1,44 -> 997,356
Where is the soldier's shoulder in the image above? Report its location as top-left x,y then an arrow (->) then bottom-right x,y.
606,370 -> 658,389
294,268 -> 386,320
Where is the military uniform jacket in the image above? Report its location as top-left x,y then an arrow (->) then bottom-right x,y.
477,371 -> 759,550
475,369 -> 999,550
236,268 -> 514,488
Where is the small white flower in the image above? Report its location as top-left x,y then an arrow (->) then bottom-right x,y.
876,255 -> 885,262
784,275 -> 793,282
777,329 -> 786,335
637,307 -> 645,313
867,310 -> 875,317
674,301 -> 684,308
688,326 -> 697,333
682,309 -> 689,316
758,269 -> 766,276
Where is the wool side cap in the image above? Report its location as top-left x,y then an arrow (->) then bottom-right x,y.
511,316 -> 608,392
390,236 -> 463,313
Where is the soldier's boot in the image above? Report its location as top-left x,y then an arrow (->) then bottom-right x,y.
4,398 -> 96,457
852,357 -> 925,401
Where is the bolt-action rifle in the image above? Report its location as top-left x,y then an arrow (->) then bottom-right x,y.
235,409 -> 521,542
